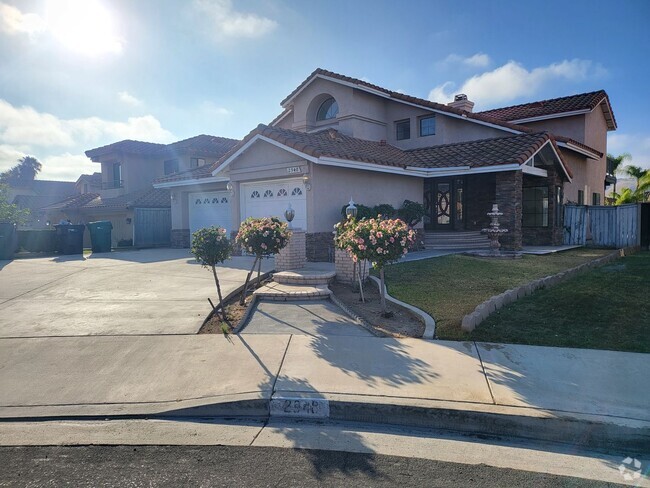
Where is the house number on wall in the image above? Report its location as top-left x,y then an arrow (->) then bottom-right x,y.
286,166 -> 302,174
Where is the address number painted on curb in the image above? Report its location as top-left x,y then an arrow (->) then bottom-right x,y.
270,398 -> 330,418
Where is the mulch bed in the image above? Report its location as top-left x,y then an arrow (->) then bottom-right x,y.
198,280 -> 269,334
329,281 -> 425,338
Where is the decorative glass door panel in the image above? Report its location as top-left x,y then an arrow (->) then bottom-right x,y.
436,182 -> 451,226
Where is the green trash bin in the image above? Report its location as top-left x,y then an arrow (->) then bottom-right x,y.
54,224 -> 85,255
0,222 -> 17,260
87,220 -> 113,253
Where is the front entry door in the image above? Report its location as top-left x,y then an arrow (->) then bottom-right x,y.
424,178 -> 465,230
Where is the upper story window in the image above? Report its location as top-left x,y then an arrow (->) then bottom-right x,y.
395,119 -> 410,140
190,158 -> 206,168
316,97 -> 339,121
164,159 -> 179,175
420,115 -> 436,137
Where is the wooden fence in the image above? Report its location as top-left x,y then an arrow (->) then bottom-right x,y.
563,204 -> 640,248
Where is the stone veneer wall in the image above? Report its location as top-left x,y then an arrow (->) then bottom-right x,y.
335,248 -> 369,285
306,232 -> 334,262
171,229 -> 190,248
495,171 -> 523,250
275,230 -> 306,271
522,166 -> 564,246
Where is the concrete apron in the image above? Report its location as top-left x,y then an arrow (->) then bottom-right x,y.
0,336 -> 647,453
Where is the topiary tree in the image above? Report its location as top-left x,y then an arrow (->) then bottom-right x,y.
397,199 -> 426,227
190,226 -> 232,324
335,216 -> 415,316
236,217 -> 291,305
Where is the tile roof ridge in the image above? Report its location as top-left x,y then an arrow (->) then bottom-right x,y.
405,132 -> 549,153
478,90 -> 607,115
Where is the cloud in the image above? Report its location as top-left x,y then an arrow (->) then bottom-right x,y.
0,99 -> 174,148
194,0 -> 277,39
39,153 -> 96,180
200,101 -> 233,116
0,99 -> 176,179
441,53 -> 491,69
608,133 -> 650,170
118,91 -> 143,107
428,59 -> 606,107
0,2 -> 45,37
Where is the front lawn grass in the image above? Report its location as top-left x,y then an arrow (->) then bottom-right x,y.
472,251 -> 650,352
382,248 -> 613,342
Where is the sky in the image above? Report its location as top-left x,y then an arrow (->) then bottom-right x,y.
0,0 -> 649,181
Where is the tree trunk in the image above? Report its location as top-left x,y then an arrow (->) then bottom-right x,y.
212,265 -> 228,324
240,256 -> 259,305
256,257 -> 262,288
357,261 -> 365,303
379,267 -> 387,315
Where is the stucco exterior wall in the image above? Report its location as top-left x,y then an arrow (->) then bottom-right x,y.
309,164 -> 422,233
524,115 -> 586,143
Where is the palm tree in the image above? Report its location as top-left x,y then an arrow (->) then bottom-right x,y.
607,152 -> 631,196
0,156 -> 42,185
624,164 -> 649,192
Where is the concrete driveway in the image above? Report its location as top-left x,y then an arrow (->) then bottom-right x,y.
0,249 -> 272,337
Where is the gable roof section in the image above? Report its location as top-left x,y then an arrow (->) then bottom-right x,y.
478,91 -> 617,130
281,68 -> 540,135
41,192 -> 101,210
85,135 -> 238,161
43,187 -> 170,211
209,124 -> 571,181
76,172 -> 102,185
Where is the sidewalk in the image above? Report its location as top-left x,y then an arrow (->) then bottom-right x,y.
0,334 -> 648,450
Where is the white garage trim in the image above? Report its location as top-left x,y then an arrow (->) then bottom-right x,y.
240,178 -> 307,230
189,191 -> 232,237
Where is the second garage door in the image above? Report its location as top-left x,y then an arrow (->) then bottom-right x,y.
241,179 -> 306,230
189,191 -> 232,236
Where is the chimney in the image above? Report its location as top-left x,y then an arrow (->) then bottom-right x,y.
448,94 -> 474,113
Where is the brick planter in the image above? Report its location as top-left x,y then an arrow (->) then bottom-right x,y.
275,230 -> 306,271
335,248 -> 369,285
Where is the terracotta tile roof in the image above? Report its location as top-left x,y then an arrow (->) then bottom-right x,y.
154,160 -> 225,184
41,193 -> 101,210
281,68 -> 537,134
76,172 -> 102,185
553,135 -> 603,158
13,194 -> 77,212
215,124 -> 571,179
44,187 -> 170,210
478,90 -> 617,129
85,135 -> 238,161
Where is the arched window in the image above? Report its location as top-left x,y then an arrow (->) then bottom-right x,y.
263,190 -> 274,198
251,191 -> 260,199
316,97 -> 339,121
291,187 -> 303,196
277,189 -> 288,197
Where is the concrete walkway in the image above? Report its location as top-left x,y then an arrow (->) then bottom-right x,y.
0,333 -> 647,450
240,299 -> 373,336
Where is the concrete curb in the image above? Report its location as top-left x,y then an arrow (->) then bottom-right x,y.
368,275 -> 436,339
5,394 -> 647,453
461,248 -> 630,332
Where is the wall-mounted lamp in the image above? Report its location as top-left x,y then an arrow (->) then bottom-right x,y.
284,203 -> 295,229
170,192 -> 176,202
302,174 -> 311,191
226,181 -> 234,195
126,217 -> 132,224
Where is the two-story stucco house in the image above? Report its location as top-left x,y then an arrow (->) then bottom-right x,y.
44,134 -> 237,248
155,69 -> 616,258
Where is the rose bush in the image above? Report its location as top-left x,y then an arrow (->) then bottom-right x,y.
335,216 -> 415,315
236,217 -> 291,304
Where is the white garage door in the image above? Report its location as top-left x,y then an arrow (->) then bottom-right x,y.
241,179 -> 307,230
189,191 -> 232,237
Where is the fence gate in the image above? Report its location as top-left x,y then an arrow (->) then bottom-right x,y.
563,205 -> 587,245
564,204 -> 640,248
134,207 -> 171,248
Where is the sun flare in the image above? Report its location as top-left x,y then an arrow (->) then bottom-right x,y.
45,0 -> 123,56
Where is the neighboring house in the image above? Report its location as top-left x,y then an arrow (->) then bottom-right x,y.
155,68 -> 615,256
6,179 -> 77,228
44,135 -> 238,248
